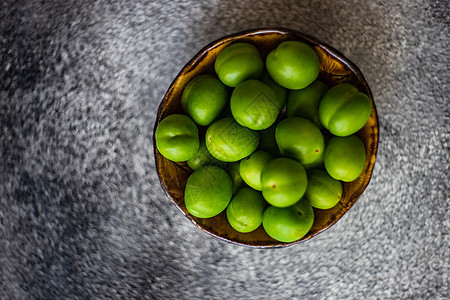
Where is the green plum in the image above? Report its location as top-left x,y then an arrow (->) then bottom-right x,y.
228,161 -> 243,194
261,158 -> 308,207
181,74 -> 228,126
206,117 -> 259,162
262,197 -> 314,243
266,41 -> 320,90
155,114 -> 199,162
305,170 -> 342,209
239,151 -> 273,191
226,188 -> 266,233
286,80 -> 328,129
215,43 -> 264,87
319,83 -> 372,136
260,71 -> 288,110
230,80 -> 280,130
184,166 -> 233,218
324,135 -> 366,182
187,139 -> 227,170
275,117 -> 324,165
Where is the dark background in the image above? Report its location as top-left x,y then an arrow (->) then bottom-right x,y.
1,0 -> 448,298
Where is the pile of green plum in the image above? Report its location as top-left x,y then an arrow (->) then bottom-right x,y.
155,41 -> 372,243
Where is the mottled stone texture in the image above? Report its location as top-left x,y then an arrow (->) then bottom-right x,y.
0,0 -> 448,299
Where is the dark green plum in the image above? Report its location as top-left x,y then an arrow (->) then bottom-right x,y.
286,80 -> 328,129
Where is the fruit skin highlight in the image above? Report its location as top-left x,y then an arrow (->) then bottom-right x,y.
262,197 -> 314,243
181,74 -> 229,126
184,166 -> 233,218
261,157 -> 308,207
226,188 -> 266,233
205,117 -> 259,162
266,41 -> 320,90
319,83 -> 372,137
155,114 -> 199,162
215,43 -> 264,87
324,135 -> 366,182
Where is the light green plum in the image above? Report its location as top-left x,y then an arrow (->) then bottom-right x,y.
286,80 -> 328,129
205,117 -> 259,162
215,43 -> 264,87
305,170 -> 343,209
275,117 -> 324,165
261,157 -> 308,207
181,74 -> 228,126
266,41 -> 320,90
184,166 -> 233,218
262,197 -> 314,243
319,83 -> 372,136
155,114 -> 199,162
239,151 -> 273,191
187,139 -> 227,170
226,188 -> 266,233
230,80 -> 280,130
324,135 -> 366,182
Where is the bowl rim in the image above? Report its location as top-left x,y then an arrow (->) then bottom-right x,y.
153,27 -> 379,248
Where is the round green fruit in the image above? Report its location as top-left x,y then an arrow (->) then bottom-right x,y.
266,41 -> 320,90
319,83 -> 372,136
230,80 -> 280,130
181,74 -> 228,126
261,157 -> 308,207
215,43 -> 264,87
226,188 -> 266,233
184,166 -> 233,218
155,114 -> 199,162
286,80 -> 328,128
324,135 -> 366,182
239,151 -> 273,191
205,117 -> 259,162
187,139 -> 227,170
305,170 -> 342,209
275,117 -> 324,165
262,197 -> 314,243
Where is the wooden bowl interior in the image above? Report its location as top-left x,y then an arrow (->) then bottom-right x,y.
154,28 -> 378,248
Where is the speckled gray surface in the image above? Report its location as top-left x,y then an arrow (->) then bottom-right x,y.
1,0 -> 449,299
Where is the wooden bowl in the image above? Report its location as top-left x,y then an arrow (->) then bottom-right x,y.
153,28 -> 379,248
